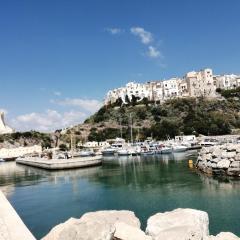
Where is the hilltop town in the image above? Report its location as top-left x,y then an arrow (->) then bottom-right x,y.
105,68 -> 240,105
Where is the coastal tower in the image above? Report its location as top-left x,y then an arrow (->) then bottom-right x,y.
0,112 -> 14,134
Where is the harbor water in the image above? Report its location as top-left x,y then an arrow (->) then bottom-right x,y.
1,151 -> 240,239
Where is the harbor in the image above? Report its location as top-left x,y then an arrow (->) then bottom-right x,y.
1,152 -> 240,239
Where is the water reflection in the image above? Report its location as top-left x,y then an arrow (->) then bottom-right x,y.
0,152 -> 240,238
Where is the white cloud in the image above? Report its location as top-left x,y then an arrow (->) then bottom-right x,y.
130,27 -> 153,44
53,91 -> 62,96
0,108 -> 8,114
147,46 -> 162,58
11,109 -> 87,132
105,28 -> 124,35
55,98 -> 102,113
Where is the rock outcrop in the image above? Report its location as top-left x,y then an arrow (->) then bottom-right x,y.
42,210 -> 150,240
146,208 -> 209,240
207,232 -> 239,240
42,209 -> 239,240
196,144 -> 240,177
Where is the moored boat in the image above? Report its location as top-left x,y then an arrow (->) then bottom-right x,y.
161,147 -> 172,154
117,149 -> 131,156
172,145 -> 188,152
102,148 -> 116,156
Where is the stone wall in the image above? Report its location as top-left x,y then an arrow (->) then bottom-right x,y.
196,144 -> 240,177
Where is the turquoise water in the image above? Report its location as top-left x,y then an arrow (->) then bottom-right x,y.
0,152 -> 240,239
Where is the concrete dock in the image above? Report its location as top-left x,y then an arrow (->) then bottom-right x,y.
0,191 -> 36,240
16,155 -> 102,170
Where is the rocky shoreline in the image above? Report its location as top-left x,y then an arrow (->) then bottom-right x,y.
42,209 -> 239,240
196,144 -> 240,177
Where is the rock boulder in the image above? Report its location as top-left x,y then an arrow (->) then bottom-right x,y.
146,208 -> 209,240
206,232 -> 240,240
42,210 -> 141,240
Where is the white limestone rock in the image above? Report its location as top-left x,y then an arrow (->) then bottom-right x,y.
211,158 -> 221,163
236,148 -> 240,154
207,161 -> 213,168
146,208 -> 209,240
80,210 -> 140,228
217,160 -> 230,169
230,161 -> 240,168
235,154 -> 240,161
212,149 -> 223,158
114,222 -> 152,240
227,145 -> 238,152
201,147 -> 208,154
221,151 -> 236,159
211,163 -> 217,168
42,210 -> 141,240
206,232 -> 240,240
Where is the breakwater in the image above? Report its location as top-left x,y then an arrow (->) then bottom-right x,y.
42,209 -> 238,240
0,191 -> 36,240
196,144 -> 240,177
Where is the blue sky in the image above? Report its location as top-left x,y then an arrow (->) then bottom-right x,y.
1,0 -> 240,131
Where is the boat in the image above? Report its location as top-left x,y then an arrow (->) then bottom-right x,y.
172,145 -> 188,152
161,147 -> 172,154
102,148 -> 116,156
79,150 -> 95,157
117,149 -> 131,156
140,150 -> 155,155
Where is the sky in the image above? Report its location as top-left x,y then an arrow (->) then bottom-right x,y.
1,0 -> 240,132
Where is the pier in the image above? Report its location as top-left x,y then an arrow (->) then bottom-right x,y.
16,155 -> 102,170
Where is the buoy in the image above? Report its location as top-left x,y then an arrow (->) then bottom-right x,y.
188,159 -> 193,164
188,159 -> 194,169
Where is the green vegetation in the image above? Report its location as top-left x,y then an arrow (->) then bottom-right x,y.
217,87 -> 240,99
84,97 -> 240,141
59,143 -> 68,151
0,131 -> 52,149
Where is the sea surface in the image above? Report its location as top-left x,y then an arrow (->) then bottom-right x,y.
1,151 -> 240,239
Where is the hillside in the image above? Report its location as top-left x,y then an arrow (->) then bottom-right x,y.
70,94 -> 240,142
2,90 -> 240,149
0,131 -> 53,149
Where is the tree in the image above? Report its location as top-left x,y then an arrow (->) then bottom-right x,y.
59,144 -> 68,151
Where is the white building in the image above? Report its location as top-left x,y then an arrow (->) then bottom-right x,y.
104,68 -> 240,106
163,78 -> 182,99
185,68 -> 216,98
0,145 -> 42,159
0,112 -> 14,135
215,74 -> 240,89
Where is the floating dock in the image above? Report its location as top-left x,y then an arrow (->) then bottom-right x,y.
16,156 -> 102,170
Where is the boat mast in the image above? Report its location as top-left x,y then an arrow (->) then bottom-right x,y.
130,113 -> 133,143
119,117 -> 123,138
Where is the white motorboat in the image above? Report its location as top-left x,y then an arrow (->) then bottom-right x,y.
140,150 -> 154,155
172,145 -> 188,152
102,148 -> 116,156
79,150 -> 95,157
117,149 -> 131,156
161,147 -> 172,154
